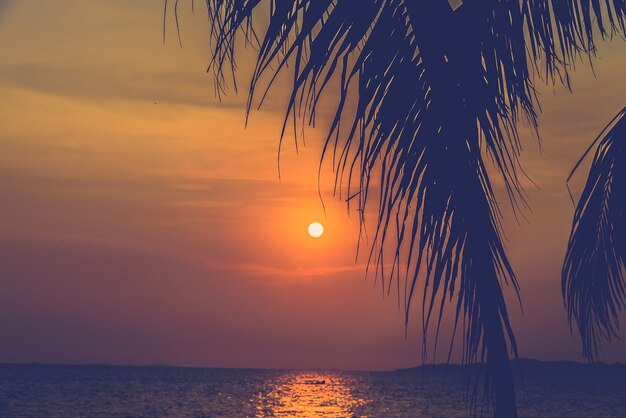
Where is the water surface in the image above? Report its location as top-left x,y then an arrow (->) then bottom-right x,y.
1,362 -> 625,417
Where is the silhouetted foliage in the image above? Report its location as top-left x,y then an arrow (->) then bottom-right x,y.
179,0 -> 626,416
563,108 -> 626,360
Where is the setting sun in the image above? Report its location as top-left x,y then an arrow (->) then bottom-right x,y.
308,222 -> 324,238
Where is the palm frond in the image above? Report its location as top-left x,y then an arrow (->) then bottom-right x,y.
202,1 -> 524,416
523,0 -> 626,84
563,107 -> 626,360
193,0 -> 626,416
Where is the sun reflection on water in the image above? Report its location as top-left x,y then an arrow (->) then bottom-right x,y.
255,371 -> 370,417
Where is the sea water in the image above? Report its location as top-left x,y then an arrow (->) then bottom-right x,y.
1,362 -> 625,417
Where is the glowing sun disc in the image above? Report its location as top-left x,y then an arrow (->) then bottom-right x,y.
308,222 -> 324,238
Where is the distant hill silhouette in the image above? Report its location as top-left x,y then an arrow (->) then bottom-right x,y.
394,358 -> 626,373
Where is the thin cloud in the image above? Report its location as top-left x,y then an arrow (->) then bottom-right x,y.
204,260 -> 367,281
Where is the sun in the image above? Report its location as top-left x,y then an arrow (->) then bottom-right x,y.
308,222 -> 324,238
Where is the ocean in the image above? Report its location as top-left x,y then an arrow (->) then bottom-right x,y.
0,361 -> 625,417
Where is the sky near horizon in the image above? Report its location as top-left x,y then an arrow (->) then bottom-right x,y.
1,1 -> 626,371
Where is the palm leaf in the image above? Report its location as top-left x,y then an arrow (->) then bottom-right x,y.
563,107 -> 626,360
523,0 -> 625,86
188,0 -> 626,416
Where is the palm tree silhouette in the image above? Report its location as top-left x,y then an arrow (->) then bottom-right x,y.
563,108 -> 626,360
187,1 -> 626,416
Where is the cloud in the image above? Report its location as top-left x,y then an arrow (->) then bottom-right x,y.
0,64 -> 240,108
205,260 -> 366,281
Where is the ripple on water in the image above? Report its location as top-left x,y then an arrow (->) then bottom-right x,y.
1,364 -> 625,417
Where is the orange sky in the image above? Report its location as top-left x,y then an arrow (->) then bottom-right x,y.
1,1 -> 626,370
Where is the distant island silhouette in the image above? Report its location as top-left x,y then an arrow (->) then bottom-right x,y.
395,358 -> 626,373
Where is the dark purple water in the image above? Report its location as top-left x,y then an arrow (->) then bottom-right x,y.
0,362 -> 625,417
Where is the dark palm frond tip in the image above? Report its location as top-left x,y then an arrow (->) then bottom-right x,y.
563,107 -> 626,360
523,0 -> 626,84
192,1 -> 626,417
163,0 -> 186,47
